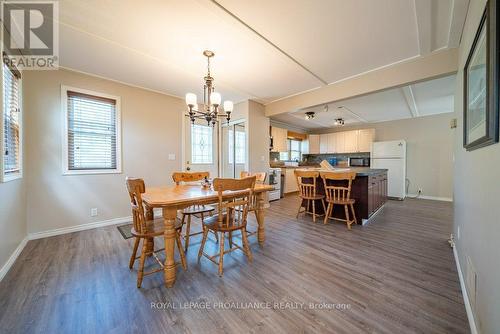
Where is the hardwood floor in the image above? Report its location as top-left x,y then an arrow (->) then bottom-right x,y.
0,196 -> 469,333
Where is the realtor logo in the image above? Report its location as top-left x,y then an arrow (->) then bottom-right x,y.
1,1 -> 59,70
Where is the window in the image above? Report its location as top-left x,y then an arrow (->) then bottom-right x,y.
1,62 -> 22,182
279,139 -> 302,161
62,86 -> 121,174
290,139 -> 301,161
228,129 -> 246,164
191,124 -> 213,164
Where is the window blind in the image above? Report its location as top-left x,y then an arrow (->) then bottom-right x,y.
67,91 -> 117,170
3,63 -> 21,175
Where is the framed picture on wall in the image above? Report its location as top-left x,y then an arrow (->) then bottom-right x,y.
463,0 -> 499,151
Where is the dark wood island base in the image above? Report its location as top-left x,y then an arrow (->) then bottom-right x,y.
299,168 -> 388,224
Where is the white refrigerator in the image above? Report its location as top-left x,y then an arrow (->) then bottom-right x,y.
371,140 -> 407,200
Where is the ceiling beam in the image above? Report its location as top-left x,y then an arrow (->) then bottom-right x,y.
447,0 -> 470,48
401,86 -> 420,118
264,48 -> 458,117
413,0 -> 432,55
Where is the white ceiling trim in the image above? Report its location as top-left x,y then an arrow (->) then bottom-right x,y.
338,106 -> 368,123
401,86 -> 420,118
58,66 -> 184,100
209,0 -> 328,85
413,0 -> 432,56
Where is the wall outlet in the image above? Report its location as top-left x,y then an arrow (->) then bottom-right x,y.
418,188 -> 422,194
90,208 -> 98,217
168,153 -> 176,160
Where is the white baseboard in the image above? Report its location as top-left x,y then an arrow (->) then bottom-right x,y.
407,194 -> 453,202
28,216 -> 132,240
0,236 -> 28,282
453,245 -> 479,334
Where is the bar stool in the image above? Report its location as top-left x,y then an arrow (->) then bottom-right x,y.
294,170 -> 326,223
320,171 -> 357,229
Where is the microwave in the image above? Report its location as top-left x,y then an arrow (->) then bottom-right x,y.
349,157 -> 370,167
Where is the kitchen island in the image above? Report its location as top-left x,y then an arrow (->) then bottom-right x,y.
296,167 -> 388,223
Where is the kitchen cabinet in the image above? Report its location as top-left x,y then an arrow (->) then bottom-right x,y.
357,129 -> 375,152
327,133 -> 336,153
301,138 -> 309,155
334,132 -> 346,153
308,135 -> 320,154
271,126 -> 288,152
368,172 -> 388,216
284,168 -> 299,193
319,134 -> 328,154
343,130 -> 358,153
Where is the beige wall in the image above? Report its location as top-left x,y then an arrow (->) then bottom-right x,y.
247,100 -> 270,173
23,69 -> 184,234
454,0 -> 500,333
314,112 -> 455,199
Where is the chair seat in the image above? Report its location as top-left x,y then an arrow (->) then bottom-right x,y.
181,205 -> 215,215
202,214 -> 246,232
301,194 -> 325,200
326,198 -> 355,205
131,217 -> 183,237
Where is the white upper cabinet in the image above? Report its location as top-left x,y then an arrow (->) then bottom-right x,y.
334,132 -> 346,153
344,131 -> 358,153
271,126 -> 288,152
357,129 -> 375,152
308,134 -> 320,154
319,134 -> 328,154
327,133 -> 336,153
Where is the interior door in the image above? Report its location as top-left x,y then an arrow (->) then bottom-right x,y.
184,119 -> 218,178
221,121 -> 246,178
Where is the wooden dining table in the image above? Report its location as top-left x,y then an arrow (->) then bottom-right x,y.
141,183 -> 274,288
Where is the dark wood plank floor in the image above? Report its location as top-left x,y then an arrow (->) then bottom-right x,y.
0,196 -> 469,334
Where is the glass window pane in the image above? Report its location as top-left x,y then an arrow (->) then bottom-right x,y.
191,124 -> 213,164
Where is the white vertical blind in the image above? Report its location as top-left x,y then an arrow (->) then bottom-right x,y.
3,63 -> 21,175
67,91 -> 117,170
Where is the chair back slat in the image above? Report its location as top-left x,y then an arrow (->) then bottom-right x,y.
294,170 -> 320,199
240,171 -> 267,209
320,171 -> 356,202
213,177 -> 256,229
172,171 -> 209,185
126,177 -> 147,234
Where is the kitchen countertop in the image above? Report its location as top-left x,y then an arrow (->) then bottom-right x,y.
294,167 -> 388,176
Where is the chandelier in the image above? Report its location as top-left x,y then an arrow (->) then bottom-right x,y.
185,50 -> 233,126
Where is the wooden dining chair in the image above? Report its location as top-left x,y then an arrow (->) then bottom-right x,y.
294,170 -> 326,223
126,177 -> 186,288
238,171 -> 267,238
198,176 -> 256,276
320,171 -> 357,229
172,171 -> 217,252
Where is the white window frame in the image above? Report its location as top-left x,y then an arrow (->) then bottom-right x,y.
1,62 -> 23,183
61,85 -> 122,175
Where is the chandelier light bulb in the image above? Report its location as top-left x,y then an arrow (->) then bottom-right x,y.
223,100 -> 234,112
185,93 -> 197,106
211,92 -> 221,106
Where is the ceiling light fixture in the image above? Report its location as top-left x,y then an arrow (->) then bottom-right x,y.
305,111 -> 315,120
185,50 -> 233,126
334,118 -> 345,126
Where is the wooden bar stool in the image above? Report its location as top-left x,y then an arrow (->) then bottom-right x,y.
294,170 -> 326,223
172,171 -> 217,252
126,177 -> 186,288
320,171 -> 358,229
198,176 -> 256,276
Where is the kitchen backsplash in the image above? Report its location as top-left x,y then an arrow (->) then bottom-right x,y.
303,152 -> 370,166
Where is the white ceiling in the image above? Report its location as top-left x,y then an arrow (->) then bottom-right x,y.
270,74 -> 456,129
49,0 -> 468,105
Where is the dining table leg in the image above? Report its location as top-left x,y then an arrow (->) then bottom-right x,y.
145,206 -> 155,257
255,192 -> 266,246
163,206 -> 178,288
